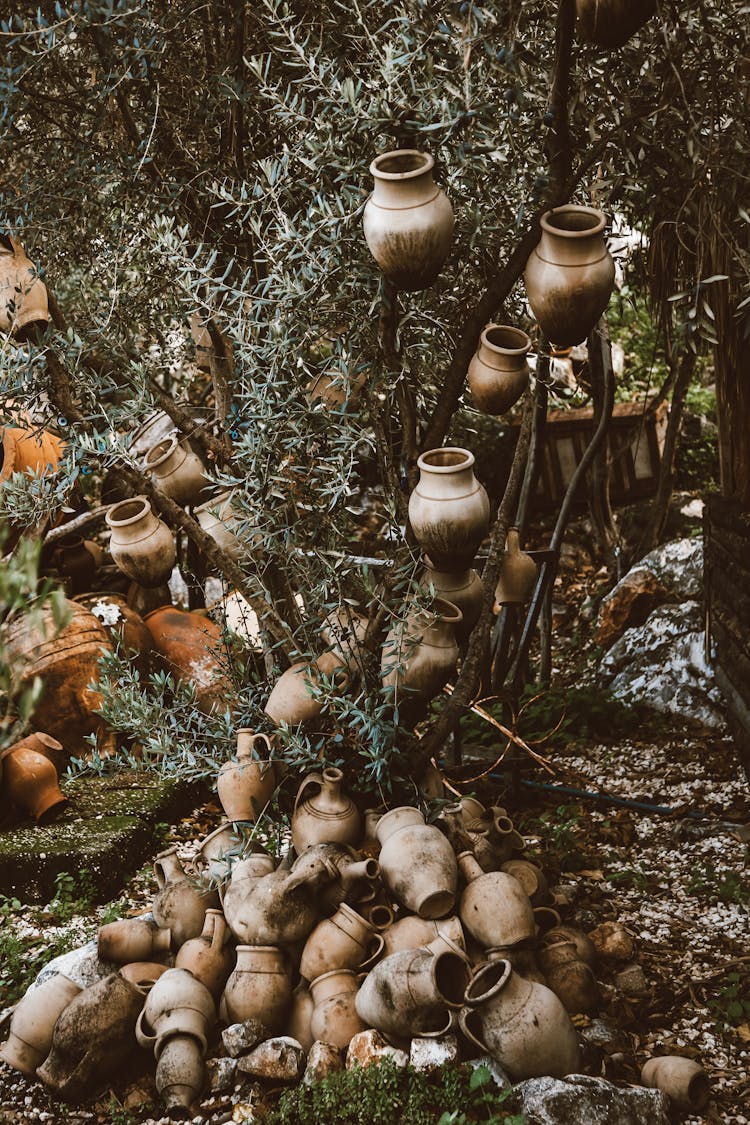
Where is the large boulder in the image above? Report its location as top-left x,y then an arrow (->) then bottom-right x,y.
515,1074 -> 670,1125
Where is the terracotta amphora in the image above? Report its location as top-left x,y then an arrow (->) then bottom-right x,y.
355,948 -> 469,1044
224,849 -> 339,946
300,903 -> 382,981
144,605 -> 232,715
0,735 -> 67,823
0,973 -> 82,1077
106,496 -> 176,589
576,0 -> 657,48
460,959 -> 580,1081
286,982 -> 315,1051
292,767 -> 361,853
74,592 -> 154,680
155,1033 -> 205,1116
537,938 -> 600,1015
135,967 -> 216,1055
222,852 -> 277,927
640,1056 -> 710,1111
195,490 -> 244,560
0,235 -> 48,339
377,806 -> 458,920
408,448 -> 490,570
381,598 -> 462,721
381,914 -> 466,959
175,909 -> 235,999
419,557 -> 483,643
494,528 -> 538,608
220,945 -> 292,1033
264,651 -> 349,726
151,846 -> 220,950
98,918 -> 172,964
218,730 -> 276,823
146,432 -> 210,509
458,852 -> 535,949
363,150 -> 454,291
468,325 -> 531,416
524,204 -> 615,347
36,973 -> 145,1102
309,969 -> 367,1050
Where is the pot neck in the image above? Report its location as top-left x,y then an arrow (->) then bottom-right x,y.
458,851 -> 484,884
537,222 -> 608,267
371,162 -> 438,211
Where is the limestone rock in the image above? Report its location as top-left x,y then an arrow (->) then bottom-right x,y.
207,1056 -> 237,1093
616,963 -> 649,997
35,940 -> 113,991
410,1034 -> 459,1072
303,1041 -> 344,1085
222,1019 -> 272,1059
346,1029 -> 409,1070
515,1074 -> 670,1125
467,1055 -> 512,1090
579,1019 -> 628,1054
237,1037 -> 305,1083
637,538 -> 703,599
595,569 -> 668,648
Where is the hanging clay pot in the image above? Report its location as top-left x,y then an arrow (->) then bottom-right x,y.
106,496 -> 176,589
363,150 -> 454,291
458,852 -> 536,949
2,600 -> 114,757
419,557 -> 483,644
381,598 -> 462,721
195,490 -> 245,561
468,325 -> 531,416
355,948 -> 469,1044
74,592 -> 154,680
0,973 -> 82,1077
494,528 -> 538,608
300,903 -> 382,981
175,909 -> 235,999
264,651 -> 349,726
135,968 -> 216,1055
0,734 -> 67,822
151,846 -> 220,950
155,1033 -> 205,1117
537,938 -> 600,1015
144,605 -> 231,715
377,806 -> 457,920
146,432 -> 211,509
220,945 -> 292,1032
98,918 -> 172,964
382,914 -> 466,959
0,235 -> 48,339
409,448 -> 490,570
640,1056 -> 711,1111
292,767 -> 361,854
286,982 -> 315,1052
217,730 -> 276,823
0,424 -> 64,486
224,849 -> 339,946
576,0 -> 657,48
309,968 -> 367,1050
524,204 -> 615,347
460,959 -> 580,1081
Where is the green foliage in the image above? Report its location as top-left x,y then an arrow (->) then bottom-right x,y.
686,862 -> 750,907
708,971 -> 750,1030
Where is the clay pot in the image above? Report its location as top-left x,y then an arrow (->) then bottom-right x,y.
382,914 -> 466,959
524,204 -> 615,347
500,859 -> 549,906
155,1033 -> 205,1116
537,939 -> 600,1014
195,822 -> 245,884
106,496 -> 176,589
362,150 -> 454,291
0,973 -> 82,1077
221,945 -> 292,1032
222,852 -> 277,925
146,433 -> 210,508
0,425 -> 64,485
119,962 -> 170,992
74,592 -> 154,680
0,735 -> 67,822
461,805 -> 524,871
307,368 -> 366,411
37,973 -> 145,1102
195,490 -> 244,560
1,601 -> 114,757
286,982 -> 315,1052
494,528 -> 538,607
310,969 -> 367,1050
486,945 -> 547,986
361,899 -> 394,931
458,852 -> 535,948
292,767 -> 362,853
381,598 -> 462,718
534,906 -> 562,934
53,535 -> 97,597
319,854 -> 380,914
576,0 -> 657,48
98,918 -> 172,964
264,651 -> 349,726
408,448 -> 490,570
300,904 -> 382,981
377,806 -> 458,920
0,236 -> 48,338
468,325 -> 531,416
151,846 -> 220,950
136,967 -> 216,1054
217,731 -> 276,823
175,909 -> 234,999
640,1056 -> 710,1111
544,925 -> 597,967
144,605 -> 231,714
355,948 -> 469,1043
224,849 -> 338,946
129,412 -> 178,461
419,558 -> 483,643
460,959 -> 580,1081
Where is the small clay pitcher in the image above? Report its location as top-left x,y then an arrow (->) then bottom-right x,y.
146,432 -> 210,508
151,846 -> 220,950
381,914 -> 466,959
264,651 -> 349,726
175,909 -> 235,999
494,528 -> 538,607
292,767 -> 362,853
458,852 -> 535,949
106,496 -> 176,588
98,918 -> 172,964
640,1056 -> 710,1111
195,822 -> 244,884
355,948 -> 469,1044
408,448 -> 490,570
300,903 -> 383,981
0,735 -> 67,823
135,968 -> 215,1055
377,806 -> 457,919
419,557 -> 483,643
155,1033 -> 205,1116
220,945 -> 292,1033
0,973 -> 82,1077
309,969 -> 367,1050
468,325 -> 531,416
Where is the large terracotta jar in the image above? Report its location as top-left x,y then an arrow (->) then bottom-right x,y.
195,490 -> 244,561
291,767 -> 361,853
217,730 -> 276,823
2,600 -> 114,757
144,605 -> 231,714
493,528 -> 538,608
458,852 -> 535,949
151,846 -> 220,950
576,0 -> 657,48
524,204 -> 615,347
221,945 -> 292,1032
408,448 -> 490,570
363,150 -> 454,291
264,651 -> 349,726
146,433 -> 211,509
0,972 -> 82,1076
0,733 -> 67,822
75,592 -> 154,679
309,968 -> 367,1050
0,235 -> 49,339
376,806 -> 457,919
175,909 -> 235,999
106,496 -> 176,588
419,558 -> 483,643
459,959 -> 580,1081
468,325 -> 531,416
381,598 -> 462,717
355,948 -> 469,1043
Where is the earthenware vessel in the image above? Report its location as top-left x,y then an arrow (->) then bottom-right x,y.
355,948 -> 469,1043
217,730 -> 276,823
175,909 -> 235,999
118,962 -> 170,992
195,490 -> 244,560
195,822 -> 244,884
129,411 -> 177,460
53,535 -> 97,597
106,496 -> 176,588
408,448 -> 490,570
74,592 -> 154,680
264,651 -> 349,726
544,925 -> 597,967
0,736 -> 67,822
381,598 -> 462,717
494,528 -> 538,607
309,969 -> 367,1049
321,608 -> 368,672
468,325 -> 531,415
486,945 -> 547,985
292,767 -> 361,853
135,967 -> 215,1054
377,806 -> 457,919
461,805 -> 524,871
576,0 -> 657,47
146,432 -> 210,508
419,557 -> 483,643
152,846 -> 220,950
537,938 -> 600,1014
0,235 -> 48,338
363,150 -> 454,291
458,852 -> 535,948
500,859 -> 549,905
307,367 -> 366,410
640,1056 -> 711,1110
224,850 -> 339,946
222,852 -> 277,926
524,204 -> 615,346
98,918 -> 172,964
381,914 -> 466,959
300,904 -> 382,981
0,973 -> 82,1077
460,959 -> 580,1080
155,1032 -> 205,1116
319,854 -> 380,913
286,982 -> 315,1051
144,605 -> 231,714
221,945 -> 292,1032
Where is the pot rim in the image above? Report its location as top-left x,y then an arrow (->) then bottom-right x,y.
540,204 -> 606,239
464,958 -> 513,1006
370,149 -> 434,181
480,324 -> 532,356
417,447 -> 474,474
106,495 -> 152,528
194,488 -> 235,514
145,433 -> 182,471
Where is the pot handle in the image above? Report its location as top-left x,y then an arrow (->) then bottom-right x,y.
293,771 -> 323,820
358,933 -> 385,972
458,1007 -> 489,1056
135,1009 -> 157,1052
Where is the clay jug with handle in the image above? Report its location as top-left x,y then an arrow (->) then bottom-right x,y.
175,909 -> 235,999
151,846 -> 220,950
291,767 -> 362,853
218,730 -> 276,822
